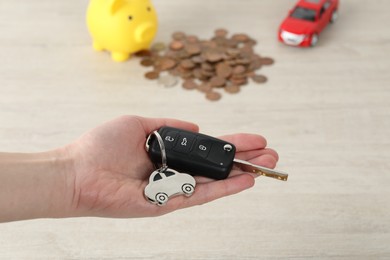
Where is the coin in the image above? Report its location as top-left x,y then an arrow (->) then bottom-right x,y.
191,55 -> 204,64
232,33 -> 250,42
251,74 -> 268,84
186,35 -> 199,43
135,50 -> 153,57
172,31 -> 186,41
182,79 -> 198,90
201,62 -> 214,71
145,71 -> 159,80
209,76 -> 226,88
198,82 -> 212,93
206,91 -> 222,101
260,57 -> 275,65
169,67 -> 181,77
158,75 -> 178,88
226,48 -> 240,57
140,58 -> 154,67
215,28 -> 228,38
151,42 -> 166,52
232,65 -> 246,75
170,40 -> 184,51
216,63 -> 233,78
230,77 -> 248,86
180,59 -> 196,70
185,44 -> 202,56
249,59 -> 263,70
225,84 -> 240,94
201,68 -> 214,78
236,58 -> 251,65
192,68 -> 203,80
158,57 -> 177,71
204,50 -> 224,63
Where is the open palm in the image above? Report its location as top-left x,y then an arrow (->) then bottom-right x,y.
66,116 -> 278,218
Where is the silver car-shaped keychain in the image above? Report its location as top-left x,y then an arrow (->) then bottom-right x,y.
144,168 -> 196,205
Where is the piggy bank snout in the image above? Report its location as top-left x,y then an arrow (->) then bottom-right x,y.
135,23 -> 156,43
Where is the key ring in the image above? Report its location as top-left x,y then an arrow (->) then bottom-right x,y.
146,131 -> 168,171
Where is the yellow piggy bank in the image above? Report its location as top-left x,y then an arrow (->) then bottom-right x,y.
86,0 -> 158,62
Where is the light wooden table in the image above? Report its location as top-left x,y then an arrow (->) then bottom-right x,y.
1,0 -> 389,259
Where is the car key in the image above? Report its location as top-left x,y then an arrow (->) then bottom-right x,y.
145,127 -> 288,181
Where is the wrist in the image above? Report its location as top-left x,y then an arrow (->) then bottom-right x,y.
43,147 -> 77,219
0,148 -> 76,222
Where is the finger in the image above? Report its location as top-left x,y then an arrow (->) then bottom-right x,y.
134,116 -> 199,134
194,175 -> 215,184
218,133 -> 267,152
233,153 -> 278,171
248,153 -> 278,169
235,148 -> 279,162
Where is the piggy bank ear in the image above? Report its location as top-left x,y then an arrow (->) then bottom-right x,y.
108,0 -> 126,14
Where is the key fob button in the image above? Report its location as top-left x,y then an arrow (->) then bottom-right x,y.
192,137 -> 212,158
173,133 -> 195,154
162,131 -> 179,150
207,142 -> 235,166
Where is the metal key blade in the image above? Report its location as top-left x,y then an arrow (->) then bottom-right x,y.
233,159 -> 288,181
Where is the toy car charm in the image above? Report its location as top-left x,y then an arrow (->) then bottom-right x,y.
144,168 -> 196,205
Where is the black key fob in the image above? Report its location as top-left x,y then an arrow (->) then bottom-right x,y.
146,127 -> 236,180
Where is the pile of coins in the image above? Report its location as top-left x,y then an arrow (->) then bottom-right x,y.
138,29 -> 274,101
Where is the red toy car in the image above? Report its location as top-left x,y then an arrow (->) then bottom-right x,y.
278,0 -> 339,47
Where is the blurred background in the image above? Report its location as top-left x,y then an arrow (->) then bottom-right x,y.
1,0 -> 389,259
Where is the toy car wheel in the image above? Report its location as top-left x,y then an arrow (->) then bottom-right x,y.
310,34 -> 319,47
182,184 -> 195,196
330,10 -> 338,23
156,192 -> 168,205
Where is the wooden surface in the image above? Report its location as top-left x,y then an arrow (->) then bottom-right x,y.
1,0 -> 390,259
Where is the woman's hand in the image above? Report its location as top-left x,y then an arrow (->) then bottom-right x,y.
65,115 -> 278,218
